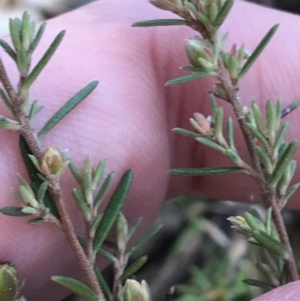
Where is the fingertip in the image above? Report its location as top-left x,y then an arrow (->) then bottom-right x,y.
251,281 -> 300,301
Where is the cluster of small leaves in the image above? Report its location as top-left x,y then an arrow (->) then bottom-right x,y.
176,258 -> 250,301
0,11 -> 160,301
229,207 -> 294,291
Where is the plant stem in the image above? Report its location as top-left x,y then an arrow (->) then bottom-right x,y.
50,180 -> 105,297
0,58 -> 106,299
112,246 -> 126,301
217,58 -> 299,282
268,191 -> 299,281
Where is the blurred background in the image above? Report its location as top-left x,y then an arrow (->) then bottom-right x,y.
1,1 -> 300,301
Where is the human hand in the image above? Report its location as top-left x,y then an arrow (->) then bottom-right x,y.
1,0 -> 300,300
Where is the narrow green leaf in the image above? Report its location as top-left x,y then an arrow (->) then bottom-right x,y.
69,161 -> 82,186
172,128 -> 201,139
209,92 -> 217,113
19,136 -> 59,217
22,207 -> 38,215
195,137 -> 226,153
262,248 -> 280,277
51,276 -> 98,301
185,2 -> 213,31
94,267 -> 112,299
37,182 -> 48,205
0,88 -> 13,113
251,100 -> 266,135
181,65 -> 203,72
214,0 -> 234,26
132,19 -> 187,27
281,99 -> 300,119
165,71 -> 216,86
281,183 -> 300,207
128,218 -> 142,239
269,140 -> 298,187
274,121 -> 289,156
239,24 -> 279,79
265,208 -> 272,235
246,123 -> 269,150
225,149 -> 243,166
215,108 -> 226,145
243,279 -> 274,290
275,99 -> 281,128
28,100 -> 43,122
0,39 -> 17,61
127,225 -> 161,256
227,118 -> 235,149
120,256 -> 148,282
17,174 -> 34,195
82,158 -> 93,205
92,160 -> 106,190
96,248 -> 117,263
93,170 -> 133,253
72,188 -> 91,219
266,100 -> 276,143
28,218 -> 44,225
244,212 -> 265,232
256,258 -> 279,287
94,172 -> 114,213
208,3 -> 218,23
253,230 -> 288,259
22,30 -> 65,91
29,22 -> 46,54
16,46 -> 28,75
170,167 -> 244,176
255,146 -> 272,174
90,214 -> 102,237
9,18 -> 21,52
38,81 -> 98,138
0,206 -> 31,216
21,12 -> 31,50
20,185 -> 39,208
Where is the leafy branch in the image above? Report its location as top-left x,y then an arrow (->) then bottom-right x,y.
133,0 -> 300,285
0,12 -> 158,301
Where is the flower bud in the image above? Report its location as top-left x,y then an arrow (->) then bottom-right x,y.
123,279 -> 151,301
186,38 -> 212,68
214,83 -> 228,100
189,113 -> 214,137
40,146 -> 67,176
0,264 -> 21,301
227,216 -> 253,237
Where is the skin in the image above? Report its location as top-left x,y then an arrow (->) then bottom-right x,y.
0,0 -> 300,300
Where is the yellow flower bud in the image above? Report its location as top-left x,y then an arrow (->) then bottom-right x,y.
40,146 -> 67,176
